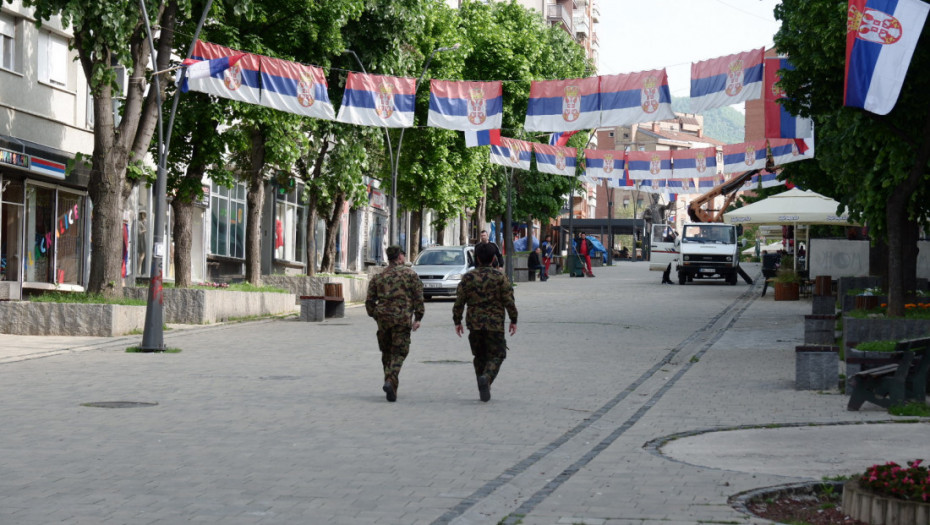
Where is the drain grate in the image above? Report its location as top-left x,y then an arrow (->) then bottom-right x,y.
81,401 -> 159,409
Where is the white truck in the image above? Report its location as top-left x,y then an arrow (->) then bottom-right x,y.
650,223 -> 741,285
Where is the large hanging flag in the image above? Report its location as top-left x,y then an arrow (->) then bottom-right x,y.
751,171 -> 784,188
463,129 -> 501,148
428,80 -> 503,130
550,130 -> 579,146
722,140 -> 768,173
524,77 -> 600,132
600,69 -> 675,127
626,150 -> 672,180
697,175 -> 725,191
672,147 -> 718,179
637,178 -> 665,194
690,48 -> 764,113
666,178 -> 699,195
533,144 -> 577,176
182,53 -> 245,92
764,58 -> 813,138
259,56 -> 335,120
336,72 -> 416,128
583,149 -> 624,179
490,138 -> 532,170
186,40 -> 261,104
768,137 -> 815,166
845,0 -> 930,114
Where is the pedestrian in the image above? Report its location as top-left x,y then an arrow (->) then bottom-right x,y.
528,247 -> 546,281
661,229 -> 677,285
453,242 -> 518,402
478,229 -> 504,269
541,235 -> 554,278
365,245 -> 424,402
576,232 -> 595,277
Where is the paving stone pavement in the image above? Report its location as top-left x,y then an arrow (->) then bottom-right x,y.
1,262 -> 928,525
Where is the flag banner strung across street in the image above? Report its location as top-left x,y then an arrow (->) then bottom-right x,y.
690,47 -> 764,113
697,175 -> 724,191
533,143 -> 577,176
671,146 -> 718,179
490,138 -> 532,170
336,72 -> 416,128
768,137 -> 814,166
845,0 -> 930,114
464,129 -> 501,147
637,178 -> 664,193
182,53 -> 245,92
428,80 -> 503,130
764,58 -> 813,138
601,175 -> 623,188
524,77 -> 600,132
751,171 -> 784,188
626,150 -> 672,180
550,130 -> 579,146
186,40 -> 261,104
665,177 -> 699,194
600,69 -> 675,127
722,140 -> 768,173
583,148 -> 624,179
259,56 -> 334,120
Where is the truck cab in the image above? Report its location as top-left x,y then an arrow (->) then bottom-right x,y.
649,224 -> 679,272
677,223 -> 740,285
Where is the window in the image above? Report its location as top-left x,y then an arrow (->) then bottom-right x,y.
274,183 -> 305,263
210,181 -> 246,259
38,30 -> 69,88
0,12 -> 17,72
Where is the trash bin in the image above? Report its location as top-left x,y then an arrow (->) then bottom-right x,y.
566,254 -> 585,277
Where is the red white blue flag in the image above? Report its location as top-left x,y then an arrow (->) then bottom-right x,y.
428,80 -> 502,130
533,144 -> 577,176
626,150 -> 672,180
550,130 -> 579,146
690,48 -> 764,113
697,175 -> 724,191
524,77 -> 600,132
665,178 -> 698,195
336,72 -> 416,128
764,58 -> 813,138
583,149 -> 624,179
751,171 -> 784,189
672,147 -> 718,179
845,0 -> 930,114
182,54 -> 245,92
722,140 -> 768,173
490,138 -> 532,170
768,138 -> 815,166
637,178 -> 664,193
600,70 -> 675,127
259,56 -> 334,120
186,40 -> 261,104
463,129 -> 501,148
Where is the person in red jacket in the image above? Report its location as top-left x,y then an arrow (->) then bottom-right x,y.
575,233 -> 595,277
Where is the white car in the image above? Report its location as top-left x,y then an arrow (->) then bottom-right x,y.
412,246 -> 475,299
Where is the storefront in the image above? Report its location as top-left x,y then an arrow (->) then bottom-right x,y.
0,138 -> 90,299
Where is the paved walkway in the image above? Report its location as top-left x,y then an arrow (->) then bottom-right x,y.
1,262 -> 927,524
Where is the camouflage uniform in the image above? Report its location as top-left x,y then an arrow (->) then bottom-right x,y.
366,261 -> 424,394
452,266 -> 518,386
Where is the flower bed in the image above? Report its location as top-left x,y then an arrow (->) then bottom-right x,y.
843,460 -> 930,524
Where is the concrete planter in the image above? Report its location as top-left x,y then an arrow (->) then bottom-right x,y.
843,479 -> 930,525
843,316 -> 930,349
774,282 -> 799,301
804,314 -> 837,345
123,288 -> 298,324
795,345 -> 839,390
0,301 -> 145,336
262,275 -> 368,303
812,295 -> 836,315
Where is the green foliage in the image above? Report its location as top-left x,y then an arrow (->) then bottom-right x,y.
888,402 -> 930,417
859,460 -> 930,501
28,292 -> 146,306
854,340 -> 898,353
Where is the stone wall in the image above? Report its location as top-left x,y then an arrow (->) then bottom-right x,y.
123,288 -> 298,324
0,302 -> 145,336
262,275 -> 369,303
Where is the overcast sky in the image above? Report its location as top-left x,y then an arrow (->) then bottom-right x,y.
596,0 -> 782,99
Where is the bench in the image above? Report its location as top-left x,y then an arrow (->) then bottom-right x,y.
847,337 -> 930,411
299,295 -> 345,322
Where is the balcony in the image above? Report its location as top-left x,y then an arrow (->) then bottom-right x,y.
547,4 -> 573,34
591,0 -> 600,23
573,15 -> 589,37
591,31 -> 599,48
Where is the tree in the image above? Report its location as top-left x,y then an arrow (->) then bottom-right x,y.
16,0 -> 190,297
773,0 -> 930,316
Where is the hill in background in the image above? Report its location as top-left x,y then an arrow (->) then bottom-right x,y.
671,97 -> 744,144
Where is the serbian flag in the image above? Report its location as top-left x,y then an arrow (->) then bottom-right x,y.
697,175 -> 722,191
626,150 -> 672,180
672,147 -> 718,179
524,76 -> 600,132
583,149 -> 624,179
690,48 -> 764,113
600,69 -> 675,127
845,0 -> 930,114
638,178 -> 664,193
185,40 -> 261,104
464,129 -> 501,147
490,138 -> 532,170
666,178 -> 698,194
550,130 -> 579,146
336,72 -> 416,128
751,171 -> 784,188
764,58 -> 813,138
428,80 -> 502,130
258,56 -> 334,120
722,140 -> 768,173
533,144 -> 577,176
768,138 -> 815,166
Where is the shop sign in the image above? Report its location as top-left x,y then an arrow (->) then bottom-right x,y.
370,188 -> 386,210
29,156 -> 67,180
0,148 -> 29,170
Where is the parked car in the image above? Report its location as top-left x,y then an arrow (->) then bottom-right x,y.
412,245 -> 475,299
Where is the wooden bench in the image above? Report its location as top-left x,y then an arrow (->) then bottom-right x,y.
299,295 -> 345,322
847,337 -> 930,411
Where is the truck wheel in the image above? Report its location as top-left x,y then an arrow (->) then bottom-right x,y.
678,271 -> 686,285
727,273 -> 737,285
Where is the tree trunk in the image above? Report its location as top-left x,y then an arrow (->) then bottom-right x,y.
436,222 -> 446,245
902,219 -> 919,294
320,193 -> 345,273
477,180 -> 488,235
459,213 -> 467,245
171,199 -> 193,288
526,215 -> 534,252
244,127 -> 266,286
305,196 -> 318,276
410,209 -> 422,261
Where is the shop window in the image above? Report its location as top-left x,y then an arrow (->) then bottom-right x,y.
274,183 -> 305,263
55,191 -> 84,284
24,184 -> 56,282
210,180 -> 246,259
1,178 -> 24,282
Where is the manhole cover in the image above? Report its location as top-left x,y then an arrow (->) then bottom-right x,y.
81,401 -> 159,408
259,375 -> 301,380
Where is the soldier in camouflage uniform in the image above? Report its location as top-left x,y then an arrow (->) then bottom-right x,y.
366,245 -> 424,402
453,242 -> 518,402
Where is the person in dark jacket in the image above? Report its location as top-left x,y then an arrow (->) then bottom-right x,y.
528,247 -> 546,281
